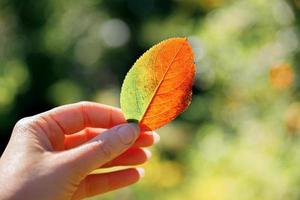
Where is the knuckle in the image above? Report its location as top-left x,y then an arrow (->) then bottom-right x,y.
99,139 -> 113,159
14,116 -> 43,134
77,101 -> 92,107
15,116 -> 35,130
15,117 -> 32,127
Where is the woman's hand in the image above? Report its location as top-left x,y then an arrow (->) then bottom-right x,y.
0,101 -> 159,200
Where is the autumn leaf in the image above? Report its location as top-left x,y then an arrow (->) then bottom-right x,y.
120,37 -> 195,131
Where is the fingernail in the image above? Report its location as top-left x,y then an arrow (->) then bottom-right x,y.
137,168 -> 145,178
117,123 -> 140,145
153,132 -> 160,144
144,149 -> 152,159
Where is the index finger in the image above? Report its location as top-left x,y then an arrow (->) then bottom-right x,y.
40,101 -> 126,135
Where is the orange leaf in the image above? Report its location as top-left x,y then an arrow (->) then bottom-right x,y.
120,37 -> 195,131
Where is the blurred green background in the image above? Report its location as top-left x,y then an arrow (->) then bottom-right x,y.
1,0 -> 300,199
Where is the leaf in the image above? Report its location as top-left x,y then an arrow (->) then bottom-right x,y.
120,37 -> 195,131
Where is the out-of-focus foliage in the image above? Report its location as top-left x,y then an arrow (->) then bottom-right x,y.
1,0 -> 300,199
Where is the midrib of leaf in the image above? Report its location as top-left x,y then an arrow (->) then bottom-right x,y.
138,39 -> 187,122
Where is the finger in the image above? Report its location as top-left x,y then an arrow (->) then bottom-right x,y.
132,131 -> 160,148
72,168 -> 144,200
61,123 -> 140,176
102,148 -> 151,168
64,128 -> 106,149
64,128 -> 160,149
39,101 -> 126,135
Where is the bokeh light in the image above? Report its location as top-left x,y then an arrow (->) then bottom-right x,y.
100,19 -> 131,48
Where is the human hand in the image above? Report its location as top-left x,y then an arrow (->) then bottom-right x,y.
0,102 -> 159,200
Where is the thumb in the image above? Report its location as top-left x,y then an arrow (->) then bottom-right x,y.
60,123 -> 140,176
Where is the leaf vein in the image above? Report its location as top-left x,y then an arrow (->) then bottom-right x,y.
139,39 -> 187,121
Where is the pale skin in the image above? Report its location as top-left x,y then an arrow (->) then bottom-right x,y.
0,101 -> 159,200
